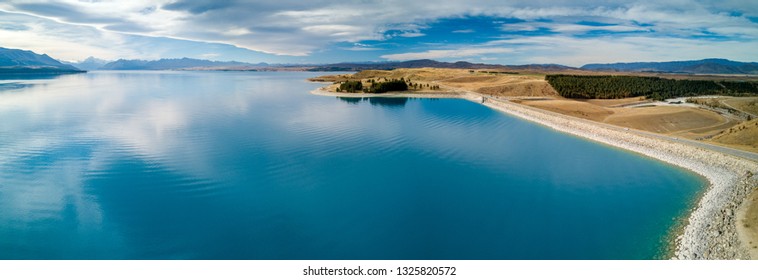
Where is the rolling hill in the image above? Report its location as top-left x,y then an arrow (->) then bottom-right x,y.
99,58 -> 268,70
308,59 -> 576,72
0,47 -> 83,74
581,59 -> 758,74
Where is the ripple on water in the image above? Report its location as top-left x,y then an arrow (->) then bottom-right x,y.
0,72 -> 704,259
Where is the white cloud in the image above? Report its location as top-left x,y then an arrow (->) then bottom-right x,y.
398,31 -> 426,37
303,25 -> 363,37
381,47 -> 513,60
342,43 -> 382,51
503,23 -> 540,32
200,53 -> 220,59
0,11 -> 136,61
502,21 -> 649,33
552,23 -> 647,33
378,31 -> 758,66
342,47 -> 382,51
492,35 -> 758,66
0,0 -> 756,62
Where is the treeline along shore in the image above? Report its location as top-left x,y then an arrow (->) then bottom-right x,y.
546,75 -> 758,100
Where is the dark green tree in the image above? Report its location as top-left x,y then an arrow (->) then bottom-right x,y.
339,80 -> 363,93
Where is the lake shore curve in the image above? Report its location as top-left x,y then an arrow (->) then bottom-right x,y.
310,86 -> 758,259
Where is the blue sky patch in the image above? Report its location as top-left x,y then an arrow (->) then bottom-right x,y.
0,1 -> 756,66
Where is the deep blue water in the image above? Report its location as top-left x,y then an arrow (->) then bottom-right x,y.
0,71 -> 703,259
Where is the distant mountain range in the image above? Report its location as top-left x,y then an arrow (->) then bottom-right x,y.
308,59 -> 575,72
581,59 -> 758,74
0,47 -> 83,74
3,46 -> 757,75
99,58 -> 268,70
71,56 -> 109,71
93,58 -> 758,74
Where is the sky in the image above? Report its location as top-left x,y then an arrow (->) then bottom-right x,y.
1,0 -> 757,66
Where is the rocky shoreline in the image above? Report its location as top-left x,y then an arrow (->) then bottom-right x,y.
310,87 -> 758,259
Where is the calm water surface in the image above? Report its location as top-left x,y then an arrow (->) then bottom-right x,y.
0,71 -> 703,259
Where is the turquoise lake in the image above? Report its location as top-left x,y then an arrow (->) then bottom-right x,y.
0,71 -> 704,259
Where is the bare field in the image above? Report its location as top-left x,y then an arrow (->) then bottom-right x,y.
709,119 -> 758,152
607,107 -> 727,134
516,98 -> 733,138
437,72 -> 557,97
353,68 -> 473,81
311,68 -> 556,97
442,76 -> 499,83
585,97 -> 650,107
722,97 -> 758,116
476,81 -> 557,97
517,99 -> 613,122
